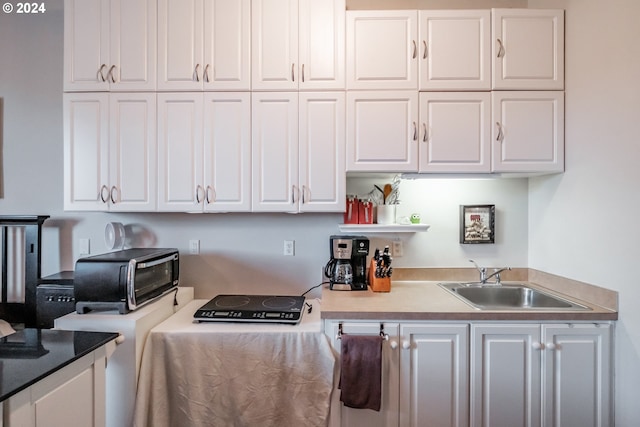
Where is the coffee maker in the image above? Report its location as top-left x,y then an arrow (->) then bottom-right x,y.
324,235 -> 370,290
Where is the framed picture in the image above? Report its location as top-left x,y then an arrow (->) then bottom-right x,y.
460,205 -> 495,244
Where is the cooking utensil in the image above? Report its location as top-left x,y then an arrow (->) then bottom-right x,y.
383,184 -> 392,204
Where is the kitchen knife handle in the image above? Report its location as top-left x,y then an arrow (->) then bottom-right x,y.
412,40 -> 417,59
194,64 -> 200,82
98,64 -> 107,82
291,63 -> 295,82
422,40 -> 427,59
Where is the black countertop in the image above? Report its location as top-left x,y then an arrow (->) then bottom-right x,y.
0,329 -> 119,402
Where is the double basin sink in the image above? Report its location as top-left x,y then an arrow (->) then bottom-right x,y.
439,282 -> 590,311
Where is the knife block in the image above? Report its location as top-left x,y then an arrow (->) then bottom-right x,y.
368,259 -> 391,292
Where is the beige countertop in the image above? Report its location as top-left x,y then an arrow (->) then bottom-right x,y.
320,271 -> 618,321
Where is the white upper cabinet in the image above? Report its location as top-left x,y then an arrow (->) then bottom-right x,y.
419,92 -> 491,173
492,91 -> 564,173
418,10 -> 491,91
64,0 -> 157,91
346,10 -> 418,90
252,0 -> 345,90
252,92 -> 346,212
492,9 -> 565,90
64,92 -> 157,211
157,0 -> 251,91
346,91 -> 419,172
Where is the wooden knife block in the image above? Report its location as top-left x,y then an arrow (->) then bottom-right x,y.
369,259 -> 391,292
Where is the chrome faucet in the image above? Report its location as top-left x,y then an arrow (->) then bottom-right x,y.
469,260 -> 511,285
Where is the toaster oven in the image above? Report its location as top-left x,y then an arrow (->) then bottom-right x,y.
74,248 -> 179,314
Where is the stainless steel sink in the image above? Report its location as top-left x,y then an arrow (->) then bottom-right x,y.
439,283 -> 591,311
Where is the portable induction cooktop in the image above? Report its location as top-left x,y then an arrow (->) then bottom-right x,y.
193,294 -> 306,324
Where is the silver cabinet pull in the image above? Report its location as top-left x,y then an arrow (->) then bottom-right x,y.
301,185 -> 308,204
301,64 -> 305,82
496,122 -> 504,141
204,64 -> 210,83
291,63 -> 295,82
412,122 -> 417,141
412,40 -> 417,59
422,40 -> 427,59
98,64 -> 107,82
107,65 -> 116,83
195,185 -> 204,204
99,185 -> 109,203
422,123 -> 428,142
194,64 -> 200,82
496,38 -> 505,58
205,185 -> 215,204
110,186 -> 118,204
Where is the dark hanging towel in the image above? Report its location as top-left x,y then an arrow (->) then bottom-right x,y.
339,334 -> 382,411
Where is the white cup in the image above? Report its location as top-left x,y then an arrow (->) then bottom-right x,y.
377,204 -> 396,225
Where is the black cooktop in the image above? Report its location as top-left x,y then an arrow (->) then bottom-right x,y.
193,294 -> 305,324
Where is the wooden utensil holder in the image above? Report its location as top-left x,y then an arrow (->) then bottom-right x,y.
369,259 -> 391,292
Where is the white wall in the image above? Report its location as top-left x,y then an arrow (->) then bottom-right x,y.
528,0 -> 640,424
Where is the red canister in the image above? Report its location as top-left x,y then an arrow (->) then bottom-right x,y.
344,195 -> 359,224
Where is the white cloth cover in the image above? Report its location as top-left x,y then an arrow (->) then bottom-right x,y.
134,299 -> 335,427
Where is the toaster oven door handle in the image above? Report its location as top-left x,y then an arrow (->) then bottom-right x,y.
136,253 -> 178,269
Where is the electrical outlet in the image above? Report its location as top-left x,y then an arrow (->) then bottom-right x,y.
392,240 -> 403,257
79,238 -> 90,255
284,240 -> 295,256
189,239 -> 200,254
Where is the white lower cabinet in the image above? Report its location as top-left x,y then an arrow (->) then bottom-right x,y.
471,323 -> 612,427
325,321 -> 469,427
326,321 -> 612,427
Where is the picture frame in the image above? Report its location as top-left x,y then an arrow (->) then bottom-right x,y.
460,205 -> 495,244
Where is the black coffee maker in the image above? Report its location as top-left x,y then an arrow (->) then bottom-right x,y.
324,235 -> 370,290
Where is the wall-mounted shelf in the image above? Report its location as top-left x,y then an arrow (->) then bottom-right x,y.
338,224 -> 430,233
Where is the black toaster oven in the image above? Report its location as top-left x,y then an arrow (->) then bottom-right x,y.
74,248 -> 179,314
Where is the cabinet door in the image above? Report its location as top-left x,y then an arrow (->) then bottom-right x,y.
157,0 -> 204,90
325,321 -> 400,427
252,0 -> 299,91
298,0 -> 345,90
418,10 -> 491,91
542,324 -> 612,427
492,91 -> 564,173
471,324 -> 541,427
251,93 -> 298,211
64,0 -> 110,91
109,0 -> 157,91
419,92 -> 491,173
400,324 -> 469,427
203,0 -> 251,90
203,93 -> 251,212
157,93 -> 204,211
299,92 -> 345,212
346,11 -> 418,90
109,93 -> 157,211
492,9 -> 564,90
346,91 -> 419,172
64,93 -> 110,211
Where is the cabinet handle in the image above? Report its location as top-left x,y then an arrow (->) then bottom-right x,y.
110,186 -> 118,204
195,185 -> 204,204
205,185 -> 215,204
291,185 -> 299,203
412,40 -> 417,59
413,122 -> 417,141
204,64 -> 210,83
291,63 -> 295,82
194,64 -> 200,82
546,343 -> 557,351
401,340 -> 411,350
532,342 -> 544,350
99,185 -> 109,203
496,122 -> 504,142
422,123 -> 428,142
496,38 -> 505,58
422,40 -> 427,59
98,64 -> 107,82
389,340 -> 398,350
301,185 -> 307,204
107,65 -> 116,83
301,64 -> 305,82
